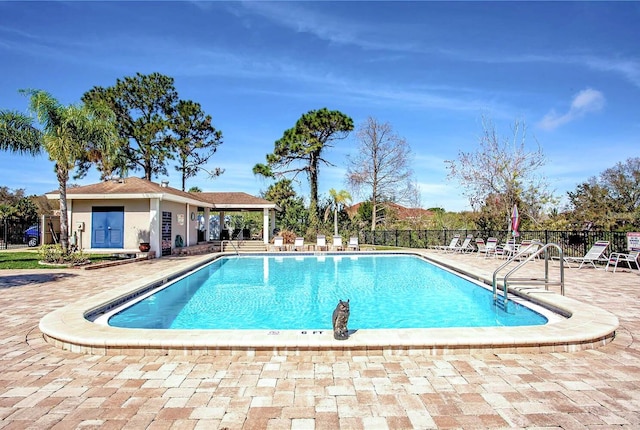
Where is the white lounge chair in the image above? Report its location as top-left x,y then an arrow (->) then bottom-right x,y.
293,237 -> 305,251
495,238 -> 517,259
564,240 -> 610,269
606,248 -> 640,272
514,240 -> 542,261
475,238 -> 487,258
510,239 -> 538,260
331,235 -> 344,251
347,236 -> 359,251
483,237 -> 499,258
433,234 -> 460,252
452,234 -> 474,253
270,236 -> 285,251
315,235 -> 328,251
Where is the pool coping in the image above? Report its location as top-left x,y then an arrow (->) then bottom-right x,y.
39,251 -> 619,356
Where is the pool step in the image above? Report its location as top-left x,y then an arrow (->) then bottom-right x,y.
219,240 -> 267,253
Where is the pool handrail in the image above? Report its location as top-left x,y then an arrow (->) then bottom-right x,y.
492,242 -> 565,307
222,240 -> 239,255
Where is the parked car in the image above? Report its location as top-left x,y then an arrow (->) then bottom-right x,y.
24,225 -> 40,247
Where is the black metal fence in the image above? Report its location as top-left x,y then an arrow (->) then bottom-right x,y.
0,218 -> 40,250
361,229 -> 633,257
1,217 -> 634,257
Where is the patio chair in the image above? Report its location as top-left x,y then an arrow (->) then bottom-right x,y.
432,234 -> 460,252
331,235 -> 344,251
606,248 -> 640,273
483,237 -> 499,258
293,237 -> 305,251
564,240 -> 610,269
270,236 -> 285,252
452,234 -> 474,253
315,235 -> 328,251
495,238 -> 517,259
475,238 -> 487,258
514,240 -> 542,261
347,236 -> 360,251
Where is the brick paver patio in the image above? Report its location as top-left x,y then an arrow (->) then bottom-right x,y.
1,251 -> 639,429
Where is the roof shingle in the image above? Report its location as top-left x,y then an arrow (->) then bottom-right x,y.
49,177 -> 276,208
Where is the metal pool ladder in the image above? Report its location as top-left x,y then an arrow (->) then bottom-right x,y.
222,240 -> 239,255
492,242 -> 565,307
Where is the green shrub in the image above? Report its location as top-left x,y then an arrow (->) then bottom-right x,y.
38,245 -> 90,266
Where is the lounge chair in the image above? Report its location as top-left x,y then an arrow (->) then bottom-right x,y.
475,238 -> 487,258
514,240 -> 542,261
606,248 -> 640,272
270,236 -> 285,252
433,234 -> 460,252
315,235 -> 328,251
347,236 -> 360,251
331,235 -> 344,251
293,237 -> 305,251
483,237 -> 499,258
452,234 -> 474,253
495,238 -> 517,259
564,240 -> 610,269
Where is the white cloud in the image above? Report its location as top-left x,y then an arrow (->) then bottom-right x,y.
537,88 -> 605,131
238,2 -> 418,53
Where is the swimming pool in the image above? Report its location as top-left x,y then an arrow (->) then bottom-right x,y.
105,254 -> 547,330
39,251 -> 619,356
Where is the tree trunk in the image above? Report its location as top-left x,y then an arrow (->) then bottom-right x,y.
181,157 -> 187,191
371,181 -> 378,231
308,156 -> 319,227
57,165 -> 69,253
334,207 -> 338,236
145,158 -> 152,181
371,200 -> 377,232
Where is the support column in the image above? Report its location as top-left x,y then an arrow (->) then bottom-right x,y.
204,207 -> 211,241
219,211 -> 225,240
270,210 -> 276,240
186,204 -> 191,246
149,198 -> 160,256
263,208 -> 270,244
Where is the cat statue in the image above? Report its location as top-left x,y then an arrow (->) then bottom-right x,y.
332,299 -> 350,340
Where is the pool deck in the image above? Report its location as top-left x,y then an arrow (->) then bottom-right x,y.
1,250 -> 639,428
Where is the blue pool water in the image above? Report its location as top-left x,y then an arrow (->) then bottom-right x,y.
107,254 -> 548,330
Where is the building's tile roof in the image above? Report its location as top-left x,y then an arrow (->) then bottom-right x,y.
64,177 -> 196,200
50,177 -> 275,208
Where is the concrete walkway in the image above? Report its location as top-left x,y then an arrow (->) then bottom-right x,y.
0,251 -> 639,429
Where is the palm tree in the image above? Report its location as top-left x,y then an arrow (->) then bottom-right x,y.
0,110 -> 41,155
0,90 -> 118,252
327,188 -> 352,236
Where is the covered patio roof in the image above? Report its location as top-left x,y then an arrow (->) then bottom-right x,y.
195,192 -> 280,211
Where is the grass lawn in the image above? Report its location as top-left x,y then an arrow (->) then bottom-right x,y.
0,251 -> 123,270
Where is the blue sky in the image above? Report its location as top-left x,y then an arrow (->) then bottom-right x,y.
1,1 -> 639,211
